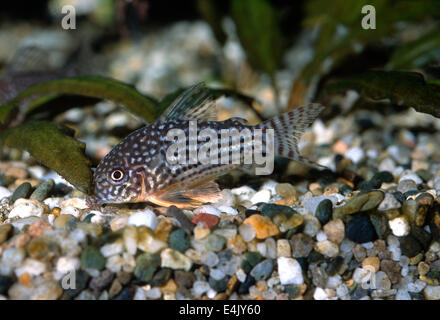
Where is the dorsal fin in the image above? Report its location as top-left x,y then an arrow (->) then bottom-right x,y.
159,83 -> 217,121
229,117 -> 249,125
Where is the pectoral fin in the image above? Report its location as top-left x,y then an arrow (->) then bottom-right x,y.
148,181 -> 222,209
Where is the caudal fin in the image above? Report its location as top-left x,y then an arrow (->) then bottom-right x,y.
259,103 -> 325,167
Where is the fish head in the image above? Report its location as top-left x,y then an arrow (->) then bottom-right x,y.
92,143 -> 148,204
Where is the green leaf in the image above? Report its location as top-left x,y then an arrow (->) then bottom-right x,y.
0,75 -> 159,125
323,71 -> 440,118
288,0 -> 440,109
0,121 -> 93,193
197,0 -> 227,45
230,0 -> 283,75
387,28 -> 440,70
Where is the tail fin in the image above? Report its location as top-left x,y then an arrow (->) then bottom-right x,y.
258,103 -> 325,167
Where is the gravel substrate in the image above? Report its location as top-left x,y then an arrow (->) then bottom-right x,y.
1,20 -> 440,300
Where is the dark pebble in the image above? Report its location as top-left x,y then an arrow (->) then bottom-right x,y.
81,246 -> 106,270
411,226 -> 432,251
290,233 -> 314,258
61,270 -> 90,298
208,276 -> 228,292
82,214 -> 95,223
296,257 -> 309,272
369,214 -> 390,240
285,284 -> 301,299
285,224 -> 303,238
116,271 -> 132,285
347,259 -> 361,271
429,208 -> 440,242
307,250 -> 325,264
245,251 -> 262,267
30,179 -> 54,201
339,184 -> 353,195
345,215 -> 378,243
392,191 -> 406,203
52,183 -> 73,197
403,190 -> 420,198
409,292 -> 424,300
174,270 -> 196,289
113,286 -> 135,300
0,275 -> 13,294
134,253 -> 161,282
315,199 -> 333,225
168,229 -> 191,252
166,206 -> 194,232
352,286 -> 369,300
250,259 -> 273,280
326,256 -> 344,276
240,260 -> 252,274
237,275 -> 255,294
425,268 -> 440,283
399,235 -> 423,258
415,169 -> 432,182
149,268 -> 172,286
65,217 -> 78,232
358,181 -> 374,192
260,203 -> 296,219
245,209 -> 261,218
89,269 -> 114,291
10,182 -> 32,203
371,171 -> 394,185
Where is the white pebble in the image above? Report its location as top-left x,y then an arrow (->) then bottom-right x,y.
316,230 -> 328,242
202,251 -> 219,267
396,290 -> 411,300
9,199 -> 47,218
256,242 -> 267,257
345,146 -> 364,164
61,198 -> 88,209
210,268 -> 225,280
315,240 -> 339,258
128,209 -> 158,230
60,206 -> 81,218
56,256 -> 80,275
69,229 -> 87,244
313,287 -> 329,300
145,287 -> 161,299
353,267 -> 370,284
0,186 -> 12,199
100,241 -> 124,257
192,280 -> 210,297
277,257 -> 303,285
265,238 -> 277,259
236,268 -> 247,282
43,197 -> 64,209
194,205 -> 221,217
399,170 -> 423,185
250,190 -> 271,204
389,216 -> 410,236
231,186 -> 256,202
361,242 -> 374,249
216,205 -> 238,216
238,223 -> 256,242
15,259 -> 46,277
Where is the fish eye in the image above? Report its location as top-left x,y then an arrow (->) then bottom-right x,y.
110,169 -> 124,182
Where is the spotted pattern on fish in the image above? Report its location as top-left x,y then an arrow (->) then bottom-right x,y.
93,84 -> 324,208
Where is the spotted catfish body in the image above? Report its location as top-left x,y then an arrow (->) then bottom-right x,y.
93,83 -> 324,208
